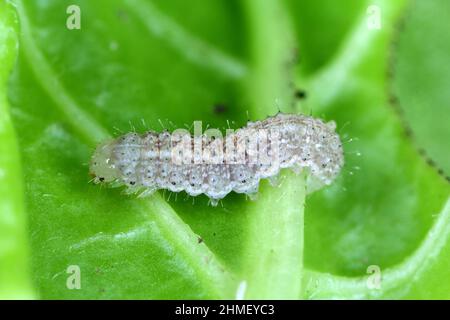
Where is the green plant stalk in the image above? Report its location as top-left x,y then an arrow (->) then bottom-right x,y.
0,0 -> 35,299
242,0 -> 306,299
243,0 -> 296,116
243,173 -> 306,299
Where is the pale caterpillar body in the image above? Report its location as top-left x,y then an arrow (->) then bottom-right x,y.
90,113 -> 344,205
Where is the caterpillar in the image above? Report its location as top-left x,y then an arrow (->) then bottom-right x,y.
90,113 -> 344,205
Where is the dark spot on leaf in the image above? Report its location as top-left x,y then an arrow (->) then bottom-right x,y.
427,158 -> 436,167
213,103 -> 228,114
294,89 -> 307,100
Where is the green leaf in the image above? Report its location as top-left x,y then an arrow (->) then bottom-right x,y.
295,0 -> 450,298
0,0 -> 34,299
4,0 -> 450,299
390,0 -> 450,179
285,0 -> 369,76
303,199 -> 450,299
11,0 -> 243,299
295,0 -> 450,281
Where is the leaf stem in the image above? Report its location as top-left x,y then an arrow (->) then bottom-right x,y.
242,0 -> 297,116
241,0 -> 305,299
243,173 -> 306,299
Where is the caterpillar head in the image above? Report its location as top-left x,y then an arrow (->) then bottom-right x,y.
89,140 -> 120,184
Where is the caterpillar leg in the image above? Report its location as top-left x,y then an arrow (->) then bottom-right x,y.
209,198 -> 220,207
137,187 -> 157,198
268,175 -> 281,187
247,192 -> 258,201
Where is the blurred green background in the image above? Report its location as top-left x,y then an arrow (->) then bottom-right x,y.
0,0 -> 449,299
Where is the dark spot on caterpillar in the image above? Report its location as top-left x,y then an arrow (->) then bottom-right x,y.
129,181 -> 135,185
197,237 -> 203,244
99,177 -> 105,182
